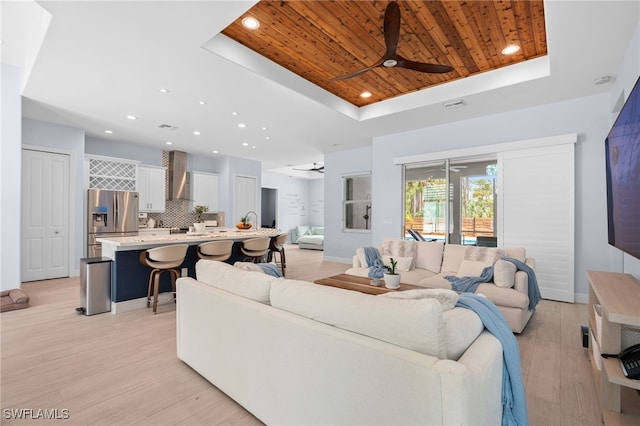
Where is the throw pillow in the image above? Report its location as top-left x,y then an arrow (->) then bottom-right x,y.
356,247 -> 367,267
494,259 -> 517,288
296,225 -> 310,238
457,259 -> 490,277
381,238 -> 416,268
381,255 -> 413,272
464,246 -> 504,264
380,288 -> 459,311
414,241 -> 445,273
233,261 -> 264,273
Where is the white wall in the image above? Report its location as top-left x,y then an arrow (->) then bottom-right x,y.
1,64 -> 23,290
261,172 -> 324,239
324,146 -> 373,261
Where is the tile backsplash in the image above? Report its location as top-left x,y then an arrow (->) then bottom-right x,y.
145,151 -> 224,229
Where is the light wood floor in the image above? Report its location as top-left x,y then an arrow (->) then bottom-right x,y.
1,245 -> 601,425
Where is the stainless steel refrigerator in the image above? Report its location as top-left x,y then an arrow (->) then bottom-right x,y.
87,189 -> 139,257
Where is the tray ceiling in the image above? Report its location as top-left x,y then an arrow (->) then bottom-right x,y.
222,0 -> 547,107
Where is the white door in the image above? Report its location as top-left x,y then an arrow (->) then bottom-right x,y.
233,175 -> 258,227
22,149 -> 70,281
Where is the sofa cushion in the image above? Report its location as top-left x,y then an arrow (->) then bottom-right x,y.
414,241 -> 445,273
457,260 -> 490,277
311,226 -> 324,235
196,260 -> 274,304
418,274 -> 453,290
442,307 -> 484,360
494,259 -> 517,288
382,255 -> 413,272
504,247 -> 526,262
270,279 -> 447,359
440,244 -> 467,273
380,288 -> 458,310
381,238 -> 416,268
296,225 -> 310,237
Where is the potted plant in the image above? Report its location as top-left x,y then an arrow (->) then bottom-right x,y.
236,216 -> 252,230
193,205 -> 209,233
383,257 -> 401,289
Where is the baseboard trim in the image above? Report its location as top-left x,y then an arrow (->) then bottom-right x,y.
574,293 -> 588,304
111,292 -> 175,314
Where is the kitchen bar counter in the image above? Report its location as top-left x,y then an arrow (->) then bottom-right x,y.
98,228 -> 280,253
97,228 -> 281,312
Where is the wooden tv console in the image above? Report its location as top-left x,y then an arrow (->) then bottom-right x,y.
587,270 -> 640,425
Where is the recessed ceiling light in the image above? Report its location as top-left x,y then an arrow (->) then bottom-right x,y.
593,76 -> 613,85
212,150 -> 219,154
166,141 -> 173,145
262,126 -> 268,131
199,100 -> 207,105
501,45 -> 520,55
242,16 -> 260,30
265,136 -> 270,140
104,130 -> 113,134
126,115 -> 138,120
159,88 -> 169,93
242,142 -> 249,146
231,111 -> 238,116
360,91 -> 372,98
252,145 -> 256,149
193,131 -> 201,135
238,123 -> 246,128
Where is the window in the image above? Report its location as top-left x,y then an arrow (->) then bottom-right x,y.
343,174 -> 371,231
404,158 -> 496,245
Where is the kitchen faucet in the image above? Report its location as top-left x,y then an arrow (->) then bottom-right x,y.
245,211 -> 258,228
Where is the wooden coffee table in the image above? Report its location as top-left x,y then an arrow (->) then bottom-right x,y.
313,273 -> 423,295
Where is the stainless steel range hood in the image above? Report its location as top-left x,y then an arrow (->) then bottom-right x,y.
167,150 -> 187,200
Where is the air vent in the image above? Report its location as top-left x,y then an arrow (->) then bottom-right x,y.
159,124 -> 178,130
443,99 -> 466,110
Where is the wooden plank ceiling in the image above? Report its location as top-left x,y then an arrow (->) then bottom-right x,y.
222,0 -> 547,107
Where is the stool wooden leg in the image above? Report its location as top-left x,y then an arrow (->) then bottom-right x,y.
153,271 -> 161,314
147,269 -> 158,308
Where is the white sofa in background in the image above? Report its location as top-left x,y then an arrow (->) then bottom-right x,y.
177,260 -> 503,425
291,225 -> 324,250
345,238 -> 536,333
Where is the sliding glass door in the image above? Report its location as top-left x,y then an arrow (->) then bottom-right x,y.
403,158 -> 497,245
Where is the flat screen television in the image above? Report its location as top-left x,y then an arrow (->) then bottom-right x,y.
605,76 -> 640,260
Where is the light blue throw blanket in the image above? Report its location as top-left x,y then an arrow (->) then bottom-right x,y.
258,263 -> 282,277
363,247 -> 384,279
445,257 -> 541,311
456,293 -> 529,426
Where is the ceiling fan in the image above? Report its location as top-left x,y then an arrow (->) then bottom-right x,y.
332,1 -> 453,81
293,163 -> 324,173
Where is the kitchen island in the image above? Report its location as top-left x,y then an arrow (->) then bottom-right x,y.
97,228 -> 280,313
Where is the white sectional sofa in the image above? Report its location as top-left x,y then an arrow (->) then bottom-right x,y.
345,238 -> 537,333
177,260 -> 504,425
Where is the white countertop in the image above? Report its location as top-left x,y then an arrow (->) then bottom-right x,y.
97,228 -> 280,253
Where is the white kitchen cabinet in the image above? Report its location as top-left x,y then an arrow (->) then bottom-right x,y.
190,171 -> 219,212
138,165 -> 166,212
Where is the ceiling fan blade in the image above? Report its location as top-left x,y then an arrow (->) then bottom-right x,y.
396,55 -> 453,74
383,1 -> 401,59
331,56 -> 385,81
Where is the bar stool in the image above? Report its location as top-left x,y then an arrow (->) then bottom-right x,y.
267,233 -> 288,277
239,237 -> 270,263
196,240 -> 234,262
139,244 -> 188,314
